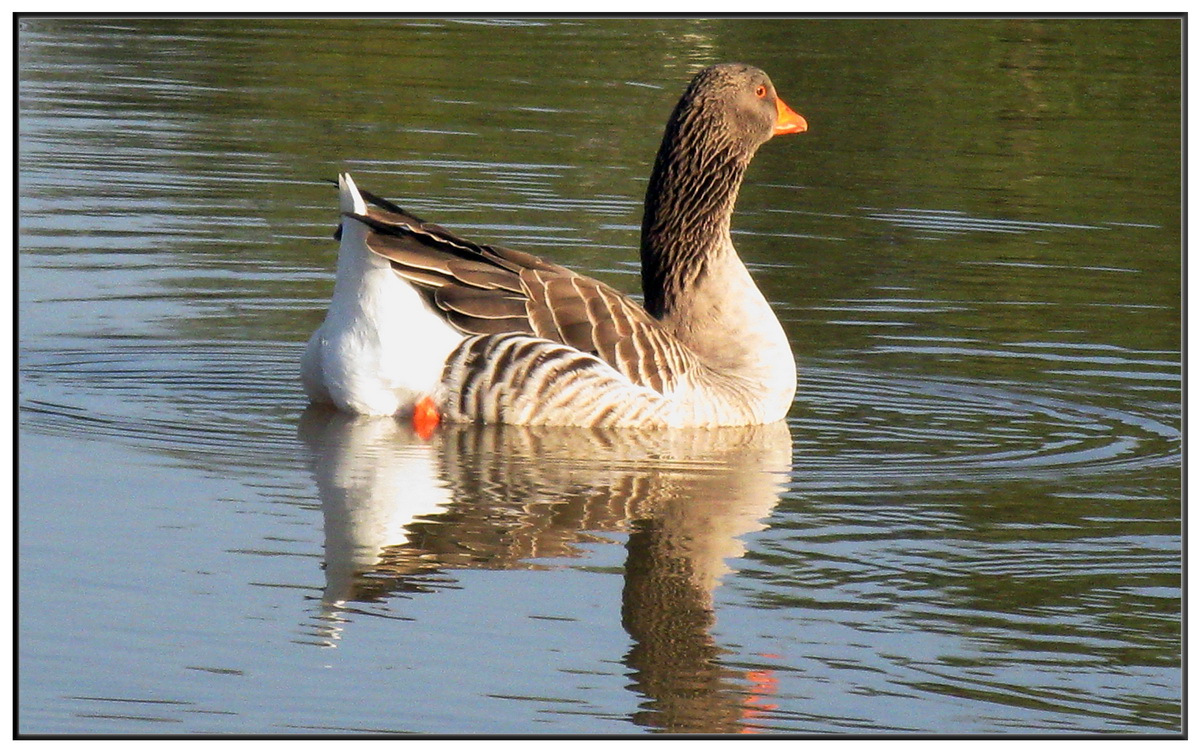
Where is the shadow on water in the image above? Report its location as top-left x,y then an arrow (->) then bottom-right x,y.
298,407 -> 793,734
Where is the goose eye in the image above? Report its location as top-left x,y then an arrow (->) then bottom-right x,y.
755,85 -> 767,98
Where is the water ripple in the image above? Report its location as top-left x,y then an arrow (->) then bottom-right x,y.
791,367 -> 1178,489
862,208 -> 1111,235
18,342 -> 1179,492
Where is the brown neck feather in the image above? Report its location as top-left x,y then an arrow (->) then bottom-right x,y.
639,102 -> 754,319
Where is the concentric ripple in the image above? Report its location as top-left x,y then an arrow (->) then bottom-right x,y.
790,367 -> 1179,489
17,342 -> 1181,490
19,340 -> 309,470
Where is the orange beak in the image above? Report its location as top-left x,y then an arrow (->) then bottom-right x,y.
773,96 -> 808,136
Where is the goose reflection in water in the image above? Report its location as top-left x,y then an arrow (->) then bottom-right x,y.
298,406 -> 793,733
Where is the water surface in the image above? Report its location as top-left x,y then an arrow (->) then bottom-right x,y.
18,17 -> 1181,735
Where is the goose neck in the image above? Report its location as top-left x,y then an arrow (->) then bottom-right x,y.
639,127 -> 752,319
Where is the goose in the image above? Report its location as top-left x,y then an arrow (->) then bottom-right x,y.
301,63 -> 808,432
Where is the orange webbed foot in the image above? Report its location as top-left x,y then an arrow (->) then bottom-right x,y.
412,395 -> 441,440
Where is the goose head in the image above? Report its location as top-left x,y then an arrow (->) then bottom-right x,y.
673,63 -> 807,151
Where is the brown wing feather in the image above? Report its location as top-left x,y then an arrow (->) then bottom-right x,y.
347,186 -> 701,393
519,268 -> 693,393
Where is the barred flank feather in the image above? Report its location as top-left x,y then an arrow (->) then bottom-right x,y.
441,335 -> 678,428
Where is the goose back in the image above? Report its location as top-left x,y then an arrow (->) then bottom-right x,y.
351,193 -> 703,398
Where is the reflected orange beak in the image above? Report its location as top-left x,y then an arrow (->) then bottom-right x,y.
774,96 -> 808,135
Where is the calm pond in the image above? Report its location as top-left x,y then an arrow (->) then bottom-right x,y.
17,17 -> 1181,735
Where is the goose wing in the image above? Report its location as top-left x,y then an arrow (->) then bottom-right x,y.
349,193 -> 696,395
